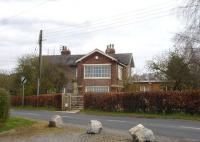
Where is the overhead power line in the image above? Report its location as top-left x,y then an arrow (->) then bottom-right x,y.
46,14 -> 172,41
5,0 -> 50,20
0,0 -> 51,32
45,0 -> 177,34
45,7 -> 174,41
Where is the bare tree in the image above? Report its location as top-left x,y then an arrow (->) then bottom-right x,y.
173,0 -> 200,89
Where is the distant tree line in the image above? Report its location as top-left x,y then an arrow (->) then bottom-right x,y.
0,55 -> 68,96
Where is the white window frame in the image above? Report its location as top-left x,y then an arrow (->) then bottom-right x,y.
75,67 -> 77,78
84,64 -> 111,79
85,86 -> 109,93
118,65 -> 123,80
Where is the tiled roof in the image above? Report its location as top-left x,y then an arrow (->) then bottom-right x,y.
110,53 -> 134,67
43,52 -> 134,67
43,55 -> 84,66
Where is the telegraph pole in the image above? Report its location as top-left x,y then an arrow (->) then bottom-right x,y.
37,30 -> 43,106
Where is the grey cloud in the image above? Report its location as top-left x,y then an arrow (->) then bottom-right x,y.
0,18 -> 86,29
0,18 -> 92,41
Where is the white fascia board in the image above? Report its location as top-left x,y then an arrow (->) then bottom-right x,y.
75,49 -> 117,63
118,62 -> 126,67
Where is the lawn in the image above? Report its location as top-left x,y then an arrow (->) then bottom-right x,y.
80,109 -> 200,121
0,117 -> 35,133
12,105 -> 57,111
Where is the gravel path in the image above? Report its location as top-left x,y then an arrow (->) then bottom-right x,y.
0,122 -> 199,142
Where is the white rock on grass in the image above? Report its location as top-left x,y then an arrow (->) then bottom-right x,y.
87,120 -> 103,134
48,115 -> 64,128
129,124 -> 156,142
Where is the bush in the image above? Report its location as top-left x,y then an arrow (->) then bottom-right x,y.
84,91 -> 200,115
11,94 -> 62,110
0,88 -> 10,122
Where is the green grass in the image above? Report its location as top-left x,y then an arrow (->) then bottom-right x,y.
0,117 -> 35,133
12,105 -> 57,111
80,109 -> 200,121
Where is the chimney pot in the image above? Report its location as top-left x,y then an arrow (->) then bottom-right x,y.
61,46 -> 71,56
105,44 -> 115,54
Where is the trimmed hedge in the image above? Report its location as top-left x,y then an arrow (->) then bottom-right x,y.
0,88 -> 10,122
84,91 -> 200,114
11,94 -> 62,110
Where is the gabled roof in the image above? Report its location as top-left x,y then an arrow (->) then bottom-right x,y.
75,49 -> 117,63
110,53 -> 134,67
43,48 -> 134,67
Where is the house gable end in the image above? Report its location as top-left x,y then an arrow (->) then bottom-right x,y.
78,51 -> 116,64
76,49 -> 117,63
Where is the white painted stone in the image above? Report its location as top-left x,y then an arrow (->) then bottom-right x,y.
65,103 -> 69,108
87,120 -> 103,134
129,124 -> 156,142
48,115 -> 64,128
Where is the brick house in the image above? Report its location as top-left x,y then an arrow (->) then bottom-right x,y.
44,44 -> 134,93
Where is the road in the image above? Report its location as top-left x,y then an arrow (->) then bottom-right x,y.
11,110 -> 200,141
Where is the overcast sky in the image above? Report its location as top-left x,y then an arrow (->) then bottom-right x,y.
0,0 -> 185,73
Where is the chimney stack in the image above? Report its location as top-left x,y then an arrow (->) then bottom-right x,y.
105,44 -> 115,54
61,46 -> 71,56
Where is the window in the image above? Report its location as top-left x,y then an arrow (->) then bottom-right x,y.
84,64 -> 111,79
85,86 -> 109,93
118,65 -> 123,80
140,85 -> 150,92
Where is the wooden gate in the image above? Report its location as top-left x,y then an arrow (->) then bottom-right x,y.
62,93 -> 83,110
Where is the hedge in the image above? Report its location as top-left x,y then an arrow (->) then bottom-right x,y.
84,91 -> 200,114
0,88 -> 10,122
11,94 -> 62,110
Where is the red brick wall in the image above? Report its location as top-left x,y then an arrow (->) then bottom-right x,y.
77,52 -> 119,92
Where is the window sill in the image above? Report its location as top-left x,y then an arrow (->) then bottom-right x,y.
84,77 -> 111,79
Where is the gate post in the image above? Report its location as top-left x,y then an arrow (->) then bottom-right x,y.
61,88 -> 66,111
61,93 -> 64,111
69,93 -> 71,110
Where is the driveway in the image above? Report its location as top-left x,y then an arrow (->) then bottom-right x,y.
11,110 -> 200,141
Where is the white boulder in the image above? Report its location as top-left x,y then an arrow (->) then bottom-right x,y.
48,115 -> 64,128
129,124 -> 156,142
87,120 -> 103,134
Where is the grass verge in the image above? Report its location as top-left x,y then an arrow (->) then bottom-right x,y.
12,105 -> 57,111
80,109 -> 200,121
0,117 -> 35,133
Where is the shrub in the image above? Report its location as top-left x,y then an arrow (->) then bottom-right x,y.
11,94 -> 62,110
0,88 -> 10,122
84,91 -> 200,114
